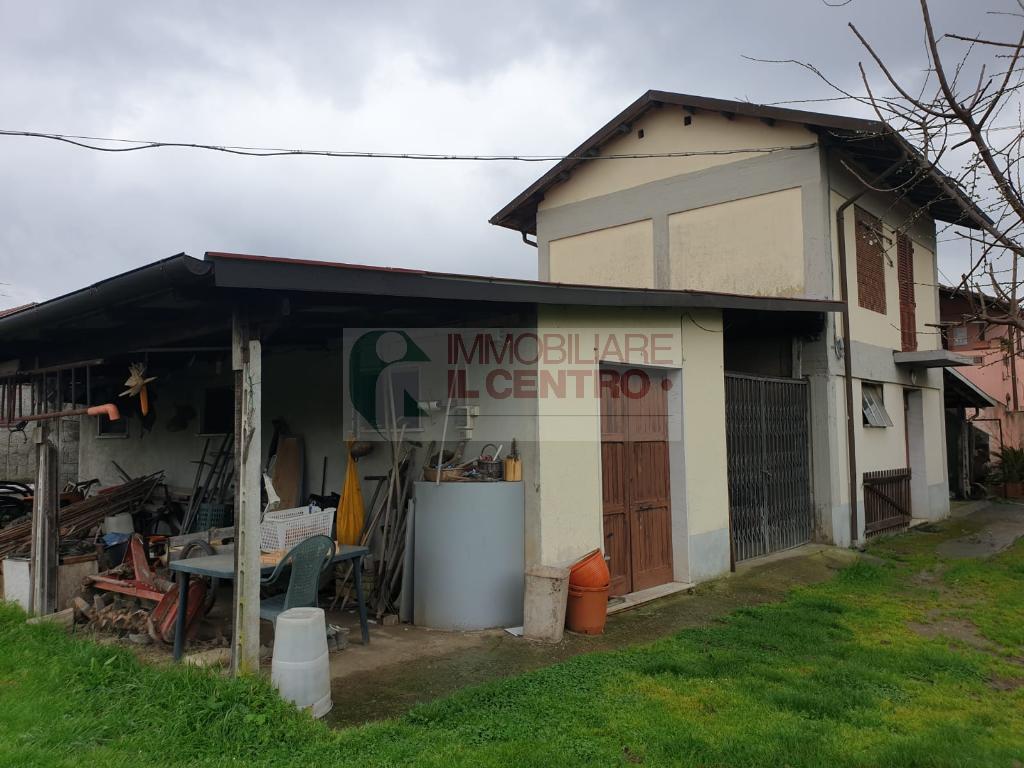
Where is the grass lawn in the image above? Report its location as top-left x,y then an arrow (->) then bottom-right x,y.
1,515 -> 1023,767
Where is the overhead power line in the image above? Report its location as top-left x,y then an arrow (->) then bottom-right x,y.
0,129 -> 817,162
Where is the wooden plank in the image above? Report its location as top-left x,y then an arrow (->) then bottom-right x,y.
231,326 -> 262,675
601,441 -> 631,596
271,436 -> 304,509
29,423 -> 59,615
628,439 -> 673,591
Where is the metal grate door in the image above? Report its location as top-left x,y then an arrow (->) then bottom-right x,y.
725,373 -> 813,562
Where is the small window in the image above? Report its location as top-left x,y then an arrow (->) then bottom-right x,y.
951,325 -> 969,347
199,387 -> 234,435
96,413 -> 128,438
862,382 -> 893,428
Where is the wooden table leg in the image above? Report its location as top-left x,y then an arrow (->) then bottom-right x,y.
172,571 -> 190,662
353,556 -> 369,645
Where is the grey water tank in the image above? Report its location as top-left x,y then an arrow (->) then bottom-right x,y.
413,481 -> 524,630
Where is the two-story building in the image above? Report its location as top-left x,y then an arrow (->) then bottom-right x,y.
491,91 -> 978,592
939,285 -> 1023,496
940,286 -> 1024,445
2,94 -> 984,644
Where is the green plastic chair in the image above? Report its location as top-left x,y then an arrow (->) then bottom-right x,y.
259,535 -> 336,624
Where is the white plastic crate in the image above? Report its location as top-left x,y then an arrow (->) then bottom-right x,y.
260,507 -> 335,553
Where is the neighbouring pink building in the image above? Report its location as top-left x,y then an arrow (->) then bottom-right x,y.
940,286 -> 1024,483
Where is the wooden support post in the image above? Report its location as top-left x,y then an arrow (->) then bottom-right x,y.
231,313 -> 262,675
29,421 -> 59,615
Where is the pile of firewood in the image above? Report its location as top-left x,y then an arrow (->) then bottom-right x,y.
0,473 -> 162,558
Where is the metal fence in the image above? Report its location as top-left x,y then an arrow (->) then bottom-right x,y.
863,468 -> 911,536
725,373 -> 813,562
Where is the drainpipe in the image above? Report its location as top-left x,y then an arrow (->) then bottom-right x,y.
834,153 -> 906,547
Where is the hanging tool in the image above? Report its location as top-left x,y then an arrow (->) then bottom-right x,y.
120,363 -> 157,416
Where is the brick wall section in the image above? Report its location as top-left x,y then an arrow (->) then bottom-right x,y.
897,232 -> 917,352
855,207 -> 886,314
0,385 -> 80,484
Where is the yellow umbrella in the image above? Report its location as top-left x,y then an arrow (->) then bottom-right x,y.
336,441 -> 365,545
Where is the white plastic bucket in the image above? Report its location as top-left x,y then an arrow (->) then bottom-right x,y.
103,513 -> 134,534
523,565 -> 571,643
271,607 -> 332,718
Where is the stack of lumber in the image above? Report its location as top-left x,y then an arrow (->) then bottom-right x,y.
0,473 -> 163,558
365,445 -> 418,617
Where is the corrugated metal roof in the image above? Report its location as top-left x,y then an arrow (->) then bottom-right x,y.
205,251 -> 844,313
0,303 -> 36,319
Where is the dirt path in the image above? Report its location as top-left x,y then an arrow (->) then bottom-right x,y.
937,501 -> 1024,559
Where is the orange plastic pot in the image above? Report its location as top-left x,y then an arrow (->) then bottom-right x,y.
569,548 -> 610,588
565,583 -> 609,635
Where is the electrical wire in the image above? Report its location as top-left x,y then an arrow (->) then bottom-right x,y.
0,129 -> 817,162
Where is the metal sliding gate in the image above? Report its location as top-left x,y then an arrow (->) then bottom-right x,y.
725,373 -> 813,562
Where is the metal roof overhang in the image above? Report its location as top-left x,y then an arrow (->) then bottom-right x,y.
944,368 -> 998,409
205,252 -> 844,314
0,252 -> 842,367
0,254 -> 214,340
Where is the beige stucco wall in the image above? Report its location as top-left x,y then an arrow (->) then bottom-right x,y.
532,305 -> 729,576
922,387 -> 945,484
539,109 -> 817,210
856,381 -> 910,475
822,178 -> 949,527
668,187 -> 805,296
548,220 -> 654,288
913,240 -> 939,351
831,191 -> 940,351
677,312 -> 729,538
833,379 -> 945,510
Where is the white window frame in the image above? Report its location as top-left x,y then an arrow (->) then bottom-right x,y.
862,382 -> 893,428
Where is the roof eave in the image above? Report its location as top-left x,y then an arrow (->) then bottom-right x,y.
0,254 -> 213,340
207,251 -> 843,314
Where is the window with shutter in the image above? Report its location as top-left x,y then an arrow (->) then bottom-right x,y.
897,232 -> 917,351
855,207 -> 886,314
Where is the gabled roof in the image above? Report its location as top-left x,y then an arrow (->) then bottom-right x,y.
490,90 -> 987,235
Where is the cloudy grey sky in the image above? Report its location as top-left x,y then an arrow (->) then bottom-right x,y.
0,1 -> 1011,309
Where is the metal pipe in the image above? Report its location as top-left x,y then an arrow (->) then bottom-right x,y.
1010,326 -> 1020,411
6,402 -> 120,425
834,152 -> 906,547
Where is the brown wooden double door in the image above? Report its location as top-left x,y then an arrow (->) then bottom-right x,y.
600,367 -> 673,597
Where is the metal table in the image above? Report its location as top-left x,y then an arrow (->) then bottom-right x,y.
167,544 -> 370,661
